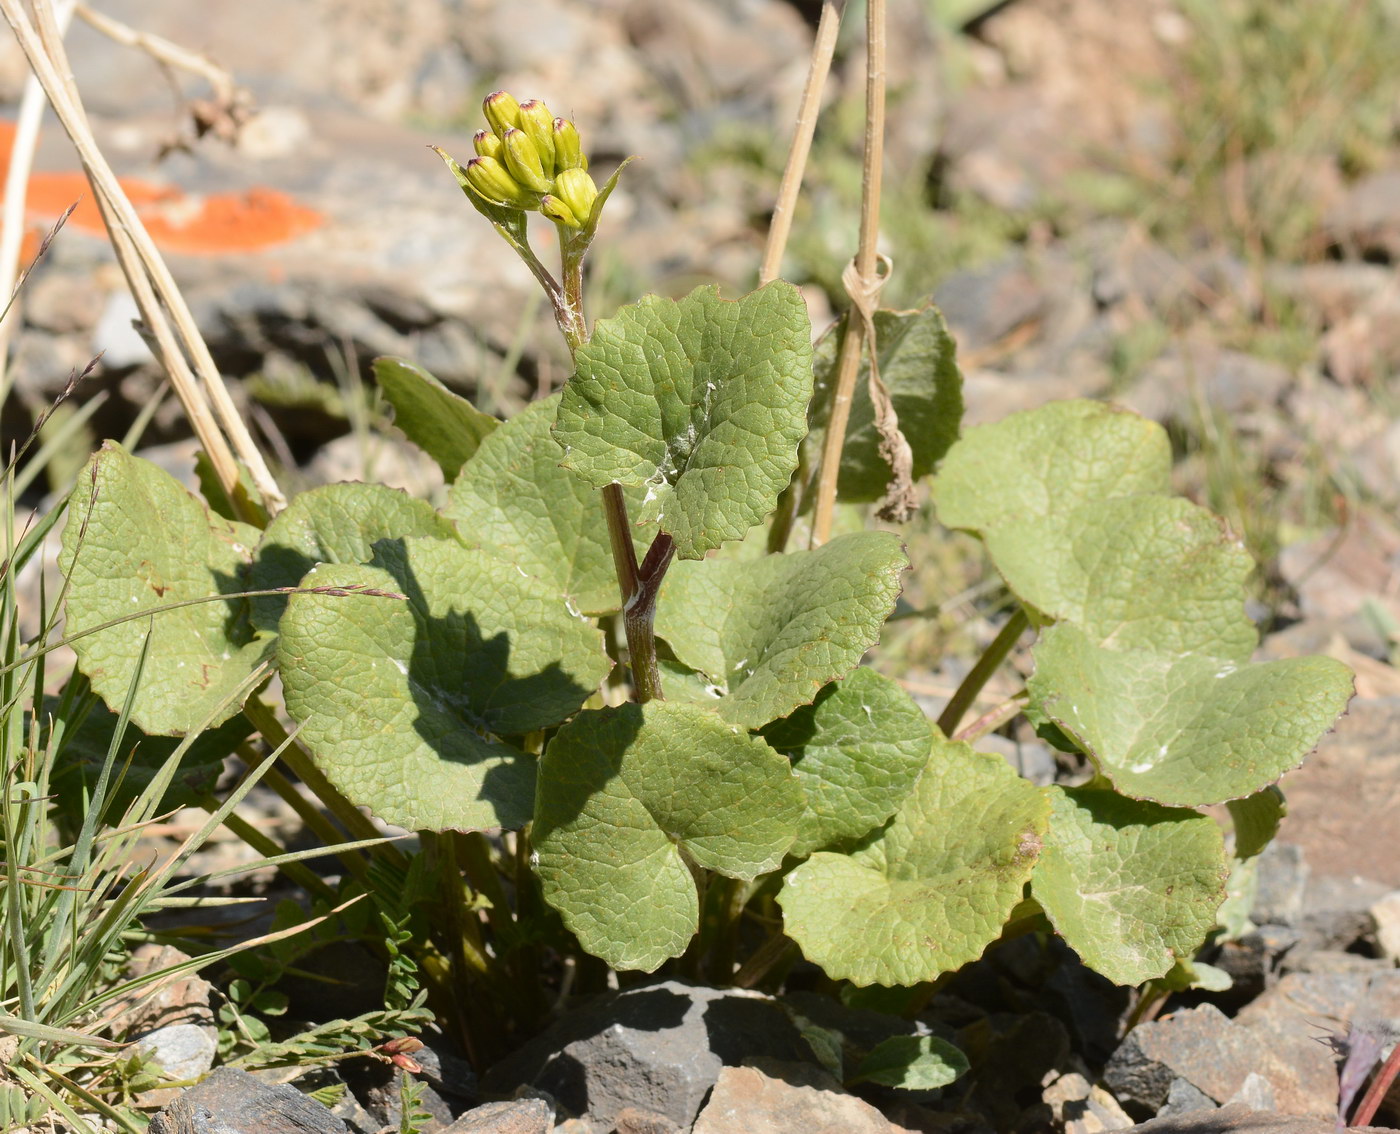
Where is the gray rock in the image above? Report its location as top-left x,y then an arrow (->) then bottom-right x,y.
613,1105 -> 684,1134
147,1066 -> 346,1133
1372,890 -> 1400,962
1119,343 -> 1291,425
480,980 -> 809,1131
1237,969 -> 1400,1040
1223,1072 -> 1276,1112
1320,290 -> 1400,385
1210,925 -> 1300,1006
92,290 -> 151,369
1266,697 -> 1400,891
1045,1071 -> 1135,1133
932,255 -> 1048,357
1323,168 -> 1400,261
1264,261 -> 1394,326
691,1060 -> 896,1134
1103,1003 -> 1333,1119
23,269 -> 106,334
441,1098 -> 551,1134
1126,1102 -> 1391,1132
1251,843 -> 1309,928
134,1024 -> 217,1082
257,1067 -> 378,1134
1157,1078 -> 1217,1119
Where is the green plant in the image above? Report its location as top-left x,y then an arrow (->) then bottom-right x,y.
48,78 -> 1356,1097
0,514 -> 394,1128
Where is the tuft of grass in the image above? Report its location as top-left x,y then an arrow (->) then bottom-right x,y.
1144,0 -> 1400,262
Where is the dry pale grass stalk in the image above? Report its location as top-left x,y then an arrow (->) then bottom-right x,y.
759,1 -> 843,287
0,0 -> 285,515
0,0 -> 74,402
811,0 -> 889,546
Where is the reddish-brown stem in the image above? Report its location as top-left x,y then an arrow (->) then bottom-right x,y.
623,532 -> 674,703
1351,1039 -> 1400,1128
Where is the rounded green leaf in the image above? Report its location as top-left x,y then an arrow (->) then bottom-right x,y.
373,356 -> 499,480
1227,786 -> 1286,859
983,497 -> 1257,658
533,701 -> 803,971
1031,786 -> 1228,986
656,531 -> 908,729
761,667 -> 932,857
444,395 -> 644,616
849,1035 -> 969,1090
278,536 -> 609,831
48,695 -> 251,822
932,399 -> 1170,535
808,306 -> 964,503
1029,623 -> 1355,806
59,443 -> 271,735
552,281 -> 813,559
779,737 -> 1048,986
250,482 -> 460,632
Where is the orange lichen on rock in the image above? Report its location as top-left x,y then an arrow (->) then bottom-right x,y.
0,119 -> 322,255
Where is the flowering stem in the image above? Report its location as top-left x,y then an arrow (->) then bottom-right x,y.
558,227 -> 589,353
557,232 -> 669,702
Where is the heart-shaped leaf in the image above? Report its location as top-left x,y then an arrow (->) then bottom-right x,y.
278,535 -> 609,832
1031,786 -> 1228,985
808,306 -> 964,503
444,394 -> 644,616
553,282 -> 813,559
849,1035 -> 970,1090
761,667 -> 931,857
533,701 -> 803,971
780,735 -> 1048,986
60,443 -> 271,734
1029,624 -> 1354,806
657,531 -> 907,728
373,356 -> 499,480
250,481 -> 460,632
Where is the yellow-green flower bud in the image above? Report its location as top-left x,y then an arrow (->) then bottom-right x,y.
473,128 -> 503,160
552,167 -> 598,225
539,194 -> 582,229
483,90 -> 522,139
553,117 -> 587,172
465,155 -> 536,209
502,127 -> 551,195
517,100 -> 557,178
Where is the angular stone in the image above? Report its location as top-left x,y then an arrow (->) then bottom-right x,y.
1237,969 -> 1400,1040
1250,843 -> 1309,928
1268,698 -> 1400,891
481,980 -> 809,1131
1157,1078 -> 1217,1119
1223,1072 -> 1276,1112
1046,1072 -> 1135,1133
442,1098 -> 552,1134
147,1066 -> 346,1134
1126,1102 -> 1391,1132
1372,890 -> 1400,962
133,1023 -> 217,1081
691,1060 -> 895,1134
1103,1003 -> 1333,1119
1323,168 -> 1400,261
614,1105 -> 683,1134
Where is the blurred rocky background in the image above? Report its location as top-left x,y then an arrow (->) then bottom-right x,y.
8,2 -> 1400,1129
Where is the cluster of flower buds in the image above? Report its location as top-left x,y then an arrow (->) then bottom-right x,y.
463,91 -> 599,229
